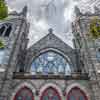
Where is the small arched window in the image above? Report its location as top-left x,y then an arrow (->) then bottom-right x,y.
40,87 -> 61,100
14,87 -> 34,100
67,87 -> 88,100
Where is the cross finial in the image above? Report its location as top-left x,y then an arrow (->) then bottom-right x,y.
48,28 -> 53,34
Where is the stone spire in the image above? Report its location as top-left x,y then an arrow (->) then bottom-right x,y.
74,6 -> 82,17
21,5 -> 28,17
0,0 -> 8,19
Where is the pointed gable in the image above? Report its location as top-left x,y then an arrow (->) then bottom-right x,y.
25,33 -> 77,72
28,33 -> 73,53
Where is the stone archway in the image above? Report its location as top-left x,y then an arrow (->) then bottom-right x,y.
67,87 -> 88,100
10,82 -> 36,100
13,86 -> 34,100
40,86 -> 61,100
65,83 -> 91,100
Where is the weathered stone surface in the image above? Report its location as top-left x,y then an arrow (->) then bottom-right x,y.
0,6 -> 99,100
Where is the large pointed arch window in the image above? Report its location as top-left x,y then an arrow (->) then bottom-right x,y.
31,51 -> 71,75
0,23 -> 12,37
40,87 -> 61,100
14,87 -> 34,100
67,87 -> 88,100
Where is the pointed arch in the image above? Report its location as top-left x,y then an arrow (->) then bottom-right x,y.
13,86 -> 34,100
40,87 -> 61,100
67,87 -> 88,100
0,23 -> 12,37
11,82 -> 36,100
39,83 -> 63,99
65,83 -> 90,100
30,48 -> 73,75
31,48 -> 72,66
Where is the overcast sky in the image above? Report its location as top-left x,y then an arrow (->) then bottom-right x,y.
6,0 -> 100,47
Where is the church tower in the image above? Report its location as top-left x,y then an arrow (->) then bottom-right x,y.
72,6 -> 100,100
1,2 -> 100,100
0,4 -> 30,99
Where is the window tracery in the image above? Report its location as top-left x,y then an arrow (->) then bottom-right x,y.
0,23 -> 12,37
31,51 -> 71,75
67,87 -> 88,100
41,87 -> 61,100
14,87 -> 34,100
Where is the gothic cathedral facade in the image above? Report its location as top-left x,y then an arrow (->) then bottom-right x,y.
0,6 -> 100,100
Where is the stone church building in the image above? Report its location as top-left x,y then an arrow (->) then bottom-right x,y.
0,5 -> 100,100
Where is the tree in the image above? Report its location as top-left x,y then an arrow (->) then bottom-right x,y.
0,0 -> 8,20
90,17 -> 100,39
0,39 -> 4,49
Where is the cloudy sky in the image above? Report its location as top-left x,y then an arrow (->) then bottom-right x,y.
6,0 -> 100,47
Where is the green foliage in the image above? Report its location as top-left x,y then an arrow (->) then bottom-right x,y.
0,0 -> 8,20
90,17 -> 100,39
0,39 -> 4,49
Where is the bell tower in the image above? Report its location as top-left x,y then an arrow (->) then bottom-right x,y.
0,4 -> 30,98
72,6 -> 100,100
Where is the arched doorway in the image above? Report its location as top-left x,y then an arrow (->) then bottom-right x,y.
13,86 -> 34,100
40,87 -> 61,100
67,87 -> 88,100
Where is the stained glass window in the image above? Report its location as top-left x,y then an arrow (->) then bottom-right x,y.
67,87 -> 87,100
14,87 -> 34,100
0,23 -> 12,37
41,87 -> 61,100
31,51 -> 71,75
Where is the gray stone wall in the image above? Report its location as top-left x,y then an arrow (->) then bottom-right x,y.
8,79 -> 91,100
0,8 -> 30,99
0,6 -> 98,100
25,33 -> 78,72
73,8 -> 100,100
